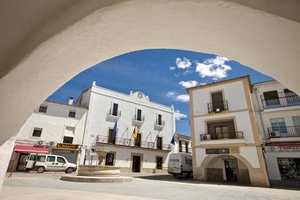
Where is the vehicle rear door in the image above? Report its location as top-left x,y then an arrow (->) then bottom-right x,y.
25,153 -> 37,169
45,155 -> 58,171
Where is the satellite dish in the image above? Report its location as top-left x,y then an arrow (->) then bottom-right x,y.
49,141 -> 55,146
37,140 -> 44,145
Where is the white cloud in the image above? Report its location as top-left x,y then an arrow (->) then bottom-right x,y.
169,66 -> 176,71
175,94 -> 190,102
179,80 -> 198,88
195,56 -> 232,79
166,91 -> 176,98
174,109 -> 187,120
166,91 -> 190,103
199,82 -> 207,86
176,57 -> 192,69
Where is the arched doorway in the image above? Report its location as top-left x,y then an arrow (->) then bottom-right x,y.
205,155 -> 250,184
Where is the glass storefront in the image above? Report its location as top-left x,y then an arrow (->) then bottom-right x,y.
277,158 -> 300,181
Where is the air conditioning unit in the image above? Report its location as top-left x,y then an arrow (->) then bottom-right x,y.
270,131 -> 281,138
200,134 -> 211,141
35,140 -> 46,146
124,139 -> 131,146
48,141 -> 56,146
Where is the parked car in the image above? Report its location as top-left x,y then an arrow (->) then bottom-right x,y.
168,152 -> 192,177
25,153 -> 77,173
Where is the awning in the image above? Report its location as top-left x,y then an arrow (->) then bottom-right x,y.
14,145 -> 49,154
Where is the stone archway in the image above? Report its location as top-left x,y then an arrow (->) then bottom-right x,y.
197,154 -> 269,187
1,0 -> 300,188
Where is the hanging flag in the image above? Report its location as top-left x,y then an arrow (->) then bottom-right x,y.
170,134 -> 175,145
112,120 -> 117,139
133,126 -> 137,139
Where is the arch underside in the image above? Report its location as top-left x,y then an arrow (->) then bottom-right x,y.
0,0 -> 299,146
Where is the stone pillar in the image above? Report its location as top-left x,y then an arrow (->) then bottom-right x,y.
0,137 -> 15,191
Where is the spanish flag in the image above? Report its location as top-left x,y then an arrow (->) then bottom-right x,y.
133,127 -> 137,139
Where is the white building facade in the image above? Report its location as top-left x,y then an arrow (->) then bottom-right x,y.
172,133 -> 192,154
8,99 -> 88,171
76,82 -> 175,173
187,76 -> 269,187
252,80 -> 300,183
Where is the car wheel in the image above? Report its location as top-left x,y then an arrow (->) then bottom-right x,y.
65,167 -> 73,174
37,167 -> 45,173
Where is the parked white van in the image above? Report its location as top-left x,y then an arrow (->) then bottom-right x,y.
26,153 -> 77,173
168,153 -> 192,177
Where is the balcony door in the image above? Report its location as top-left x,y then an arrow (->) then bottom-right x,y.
112,103 -> 118,116
270,118 -> 287,136
292,116 -> 300,136
157,137 -> 162,150
211,92 -> 224,112
108,129 -> 116,144
135,133 -> 141,147
263,90 -> 280,107
207,120 -> 235,139
137,109 -> 142,121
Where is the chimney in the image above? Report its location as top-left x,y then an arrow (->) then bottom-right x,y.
68,96 -> 74,106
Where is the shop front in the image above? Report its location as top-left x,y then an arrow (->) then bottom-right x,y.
51,143 -> 80,164
264,143 -> 300,182
8,145 -> 49,172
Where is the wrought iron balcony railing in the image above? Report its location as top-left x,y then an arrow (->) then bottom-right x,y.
261,92 -> 300,109
107,108 -> 121,117
96,136 -> 171,151
267,126 -> 300,138
200,131 -> 244,141
207,100 -> 229,113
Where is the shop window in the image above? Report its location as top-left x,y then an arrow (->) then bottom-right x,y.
277,158 -> 300,181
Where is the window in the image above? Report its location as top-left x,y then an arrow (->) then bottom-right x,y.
157,114 -> 162,125
69,110 -> 76,118
157,137 -> 162,150
156,156 -> 163,169
57,157 -> 65,163
135,133 -> 141,147
270,118 -> 287,134
284,89 -> 300,105
263,91 -> 280,107
32,128 -> 42,137
179,141 -> 182,152
277,158 -> 300,181
36,155 -> 46,162
211,91 -> 224,112
47,156 -> 55,162
63,136 -> 73,144
105,153 -> 115,166
137,109 -> 142,121
108,129 -> 115,144
185,141 -> 189,153
112,103 -> 118,116
39,105 -> 47,113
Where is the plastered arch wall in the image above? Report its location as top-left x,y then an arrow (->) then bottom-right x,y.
0,0 -> 300,186
199,154 -> 268,186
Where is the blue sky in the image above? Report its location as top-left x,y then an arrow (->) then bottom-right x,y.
48,49 -> 273,135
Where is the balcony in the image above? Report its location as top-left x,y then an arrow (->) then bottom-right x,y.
96,136 -> 171,151
207,100 -> 229,113
154,119 -> 165,130
261,92 -> 300,110
106,108 -> 121,121
200,131 -> 244,141
268,126 -> 300,138
132,115 -> 145,127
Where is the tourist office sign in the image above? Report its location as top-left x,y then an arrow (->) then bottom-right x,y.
206,147 -> 239,154
56,143 -> 79,150
265,144 -> 300,152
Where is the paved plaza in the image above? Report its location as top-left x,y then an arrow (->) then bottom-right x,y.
0,172 -> 299,200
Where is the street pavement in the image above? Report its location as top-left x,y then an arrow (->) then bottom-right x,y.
0,172 -> 299,200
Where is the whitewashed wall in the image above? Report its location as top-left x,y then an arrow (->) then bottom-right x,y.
16,101 -> 87,145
